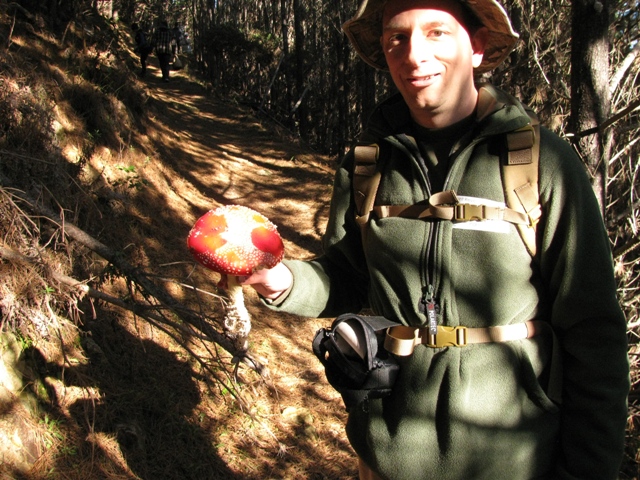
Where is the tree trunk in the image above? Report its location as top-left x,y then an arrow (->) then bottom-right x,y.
292,0 -> 308,137
570,0 -> 611,213
280,0 -> 293,115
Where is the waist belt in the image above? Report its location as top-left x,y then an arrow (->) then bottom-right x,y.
384,320 -> 543,356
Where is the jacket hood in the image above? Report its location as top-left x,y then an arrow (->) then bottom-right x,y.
365,84 -> 533,142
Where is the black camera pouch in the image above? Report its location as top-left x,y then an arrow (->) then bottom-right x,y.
312,313 -> 401,411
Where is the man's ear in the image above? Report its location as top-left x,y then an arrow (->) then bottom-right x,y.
471,26 -> 489,68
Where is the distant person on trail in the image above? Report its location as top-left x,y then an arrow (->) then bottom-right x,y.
237,0 -> 630,479
171,23 -> 183,57
152,20 -> 175,83
182,31 -> 192,54
131,22 -> 152,78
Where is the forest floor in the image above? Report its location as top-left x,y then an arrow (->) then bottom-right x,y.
69,59 -> 357,479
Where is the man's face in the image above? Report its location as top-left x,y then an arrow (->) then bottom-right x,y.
381,0 -> 487,127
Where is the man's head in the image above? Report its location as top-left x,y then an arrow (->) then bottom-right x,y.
344,0 -> 518,127
343,0 -> 518,74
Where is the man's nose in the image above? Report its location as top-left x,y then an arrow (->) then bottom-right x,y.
407,32 -> 432,66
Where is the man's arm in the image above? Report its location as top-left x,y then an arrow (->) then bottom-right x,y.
538,129 -> 630,479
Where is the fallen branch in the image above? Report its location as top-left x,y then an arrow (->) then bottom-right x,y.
0,242 -> 284,448
613,239 -> 640,260
574,98 -> 640,139
0,243 -> 209,340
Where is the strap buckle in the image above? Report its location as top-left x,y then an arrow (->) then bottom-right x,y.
426,326 -> 468,347
454,203 -> 486,222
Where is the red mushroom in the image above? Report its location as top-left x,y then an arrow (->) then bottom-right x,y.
187,205 -> 285,350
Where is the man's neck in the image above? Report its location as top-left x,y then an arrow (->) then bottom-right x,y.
411,88 -> 479,129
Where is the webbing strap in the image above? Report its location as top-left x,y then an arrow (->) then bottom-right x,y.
353,144 -> 381,231
384,320 -> 545,355
503,115 -> 542,256
372,190 -> 531,225
352,111 -> 542,257
383,319 -> 562,403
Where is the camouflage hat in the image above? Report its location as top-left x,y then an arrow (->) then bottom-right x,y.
342,0 -> 519,73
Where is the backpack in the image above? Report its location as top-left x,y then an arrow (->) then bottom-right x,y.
135,30 -> 152,55
135,30 -> 146,47
352,109 -> 542,256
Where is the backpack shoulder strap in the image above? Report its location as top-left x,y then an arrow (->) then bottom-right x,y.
502,108 -> 541,257
351,110 -> 542,258
352,143 -> 381,239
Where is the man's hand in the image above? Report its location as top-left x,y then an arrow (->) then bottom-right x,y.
236,262 -> 293,300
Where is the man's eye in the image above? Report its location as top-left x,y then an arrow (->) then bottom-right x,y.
386,34 -> 406,46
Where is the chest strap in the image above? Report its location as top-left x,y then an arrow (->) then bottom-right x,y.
373,190 -> 536,226
384,320 -> 545,355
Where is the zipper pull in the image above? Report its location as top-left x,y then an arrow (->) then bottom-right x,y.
420,286 -> 438,336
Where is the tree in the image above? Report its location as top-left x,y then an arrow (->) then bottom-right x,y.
570,0 -> 612,211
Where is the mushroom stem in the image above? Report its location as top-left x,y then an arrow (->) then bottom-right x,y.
223,275 -> 251,351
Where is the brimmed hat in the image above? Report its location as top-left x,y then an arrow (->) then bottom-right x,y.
342,0 -> 519,73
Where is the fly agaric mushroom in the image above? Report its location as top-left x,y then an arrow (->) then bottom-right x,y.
187,205 -> 285,350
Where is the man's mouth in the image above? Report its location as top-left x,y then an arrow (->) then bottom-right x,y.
407,73 -> 440,87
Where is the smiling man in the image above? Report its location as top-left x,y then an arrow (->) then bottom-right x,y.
380,0 -> 487,128
241,1 -> 630,478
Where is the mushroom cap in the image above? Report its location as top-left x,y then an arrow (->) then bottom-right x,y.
187,205 -> 285,276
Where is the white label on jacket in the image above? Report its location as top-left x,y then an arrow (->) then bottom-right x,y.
452,196 -> 511,233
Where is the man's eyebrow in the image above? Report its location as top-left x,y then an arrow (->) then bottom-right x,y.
382,20 -> 448,32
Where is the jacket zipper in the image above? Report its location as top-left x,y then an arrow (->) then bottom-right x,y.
393,134 -> 441,329
417,136 -> 484,329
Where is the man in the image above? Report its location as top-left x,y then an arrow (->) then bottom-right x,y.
152,20 -> 174,83
131,23 -> 151,77
241,0 -> 630,478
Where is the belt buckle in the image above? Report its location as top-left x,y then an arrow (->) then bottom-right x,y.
427,326 -> 467,347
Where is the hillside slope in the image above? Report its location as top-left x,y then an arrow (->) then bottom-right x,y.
0,7 -> 358,479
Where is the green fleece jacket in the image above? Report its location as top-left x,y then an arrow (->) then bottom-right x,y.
268,85 -> 629,479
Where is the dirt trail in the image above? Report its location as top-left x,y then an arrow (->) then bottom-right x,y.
99,60 -> 359,478
137,63 -> 336,254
